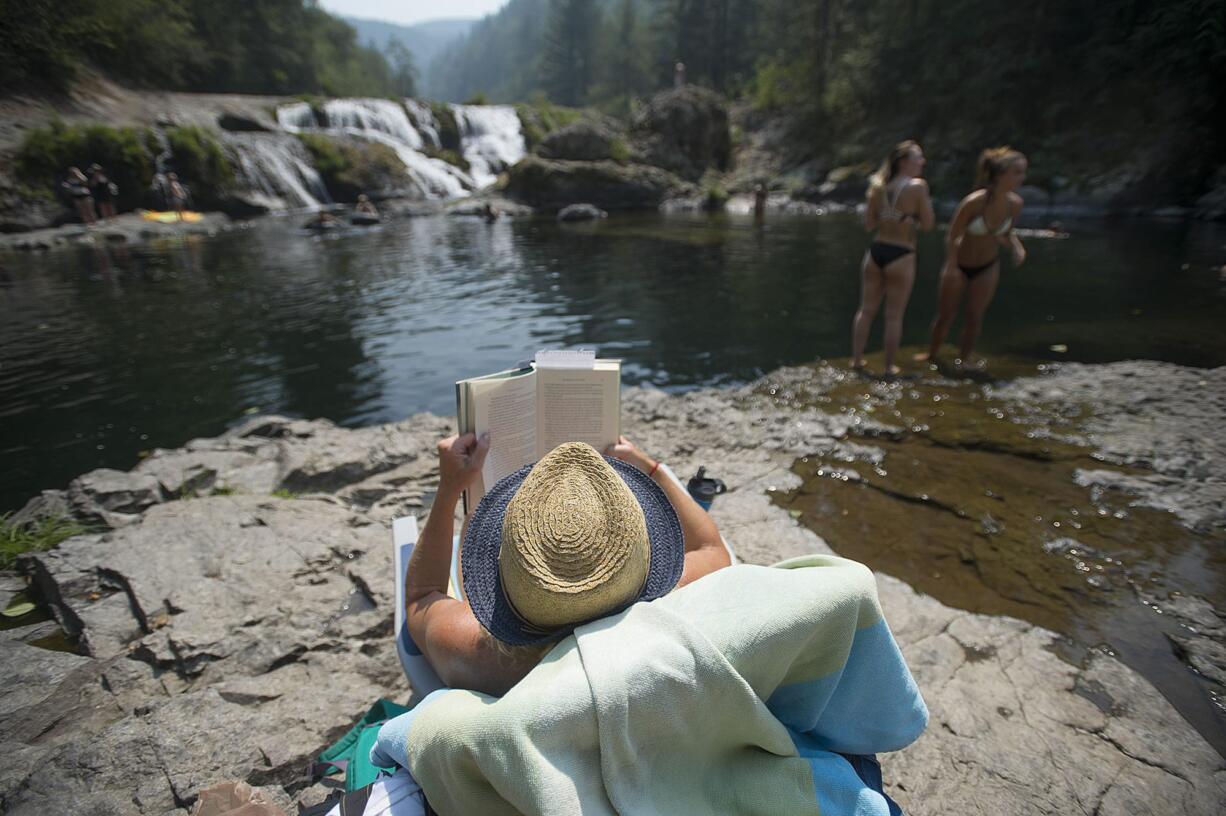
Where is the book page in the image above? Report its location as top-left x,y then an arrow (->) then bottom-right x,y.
535,362 -> 620,457
470,370 -> 538,502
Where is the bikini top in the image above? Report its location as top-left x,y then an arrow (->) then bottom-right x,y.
878,180 -> 914,223
966,204 -> 1013,236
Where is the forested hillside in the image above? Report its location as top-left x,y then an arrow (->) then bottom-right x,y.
343,16 -> 476,96
2,0 -> 415,97
430,0 -> 1226,199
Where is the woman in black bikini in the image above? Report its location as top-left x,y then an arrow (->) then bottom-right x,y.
917,147 -> 1028,365
852,141 -> 936,374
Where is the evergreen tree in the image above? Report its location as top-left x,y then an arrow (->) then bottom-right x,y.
592,0 -> 649,113
385,40 -> 418,97
541,0 -> 599,106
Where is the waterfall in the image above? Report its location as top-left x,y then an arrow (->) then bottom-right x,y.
275,101 -> 316,132
404,100 -> 441,149
276,98 -> 473,200
318,98 -> 424,150
226,133 -> 331,210
451,104 -> 526,189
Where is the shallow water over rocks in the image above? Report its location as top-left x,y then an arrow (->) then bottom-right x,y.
765,355 -> 1226,755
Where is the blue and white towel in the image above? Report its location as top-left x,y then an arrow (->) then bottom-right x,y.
374,555 -> 927,815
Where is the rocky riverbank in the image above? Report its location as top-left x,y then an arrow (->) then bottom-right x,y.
6,75 -> 1221,240
2,359 -> 1223,814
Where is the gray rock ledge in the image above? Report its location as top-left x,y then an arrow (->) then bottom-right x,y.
1,362 -> 1222,814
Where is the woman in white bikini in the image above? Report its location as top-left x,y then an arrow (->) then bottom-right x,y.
852,141 -> 936,375
917,147 -> 1028,365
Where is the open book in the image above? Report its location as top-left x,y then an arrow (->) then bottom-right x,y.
456,350 -> 621,511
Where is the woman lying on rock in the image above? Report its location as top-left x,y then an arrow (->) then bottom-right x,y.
380,434 -> 926,815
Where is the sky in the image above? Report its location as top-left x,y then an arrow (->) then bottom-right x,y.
319,0 -> 507,26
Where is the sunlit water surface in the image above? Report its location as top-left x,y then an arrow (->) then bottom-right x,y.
3,211 -> 1224,511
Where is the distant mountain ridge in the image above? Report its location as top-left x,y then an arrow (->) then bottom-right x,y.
343,16 -> 476,96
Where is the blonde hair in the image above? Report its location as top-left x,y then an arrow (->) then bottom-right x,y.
868,140 -> 921,198
976,146 -> 1026,188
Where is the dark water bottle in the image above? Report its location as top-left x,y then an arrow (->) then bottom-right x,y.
686,466 -> 727,510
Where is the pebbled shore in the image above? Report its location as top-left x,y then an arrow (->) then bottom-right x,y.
1,361 -> 1223,814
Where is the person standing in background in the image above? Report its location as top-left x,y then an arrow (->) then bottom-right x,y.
916,147 -> 1028,366
851,141 -> 935,375
62,167 -> 96,225
88,164 -> 118,220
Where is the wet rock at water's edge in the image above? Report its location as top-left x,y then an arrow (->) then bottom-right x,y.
504,155 -> 691,212
556,203 -> 607,222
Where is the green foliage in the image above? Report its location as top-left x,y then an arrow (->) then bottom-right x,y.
14,120 -> 156,212
515,97 -> 584,150
426,0 -> 551,103
1,0 -> 199,90
1,0 -> 410,97
609,138 -> 631,163
0,513 -> 89,570
701,169 -> 729,210
465,92 -> 491,106
384,40 -> 418,97
296,134 -> 406,202
166,126 -> 233,206
541,0 -> 599,106
270,488 -> 299,499
746,0 -> 1226,195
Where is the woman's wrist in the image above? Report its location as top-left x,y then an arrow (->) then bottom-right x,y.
631,451 -> 658,475
433,483 -> 464,511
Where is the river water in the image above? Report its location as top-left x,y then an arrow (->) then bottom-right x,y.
2,212 -> 1223,512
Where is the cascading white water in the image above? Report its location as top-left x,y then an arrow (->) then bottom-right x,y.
403,100 -> 441,149
226,133 -> 331,210
319,99 -> 424,150
275,102 -> 317,132
277,98 -> 473,200
451,104 -> 526,189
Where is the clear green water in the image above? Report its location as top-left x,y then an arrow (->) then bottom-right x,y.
1,211 -> 1223,513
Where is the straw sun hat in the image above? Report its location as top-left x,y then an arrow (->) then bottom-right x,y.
462,442 -> 684,646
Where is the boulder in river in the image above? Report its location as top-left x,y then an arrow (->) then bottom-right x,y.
536,120 -> 625,162
631,86 -> 731,182
504,156 -> 691,211
556,203 -> 607,221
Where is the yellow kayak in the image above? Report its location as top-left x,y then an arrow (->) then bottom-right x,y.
140,210 -> 203,224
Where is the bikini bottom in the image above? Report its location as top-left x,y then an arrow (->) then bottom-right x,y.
869,241 -> 913,268
959,257 -> 999,279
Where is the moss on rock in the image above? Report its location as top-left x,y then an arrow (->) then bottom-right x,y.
165,125 -> 234,207
429,102 -> 461,151
515,100 -> 584,151
296,133 -> 408,201
424,147 -> 470,173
